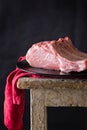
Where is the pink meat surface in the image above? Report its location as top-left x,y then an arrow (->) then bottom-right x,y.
26,37 -> 87,73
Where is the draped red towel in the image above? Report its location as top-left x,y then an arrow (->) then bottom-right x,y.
4,56 -> 41,130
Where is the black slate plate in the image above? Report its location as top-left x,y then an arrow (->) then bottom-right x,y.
16,60 -> 87,79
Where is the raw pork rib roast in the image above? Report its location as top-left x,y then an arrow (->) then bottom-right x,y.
26,37 -> 87,73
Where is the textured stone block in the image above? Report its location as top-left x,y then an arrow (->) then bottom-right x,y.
17,77 -> 87,130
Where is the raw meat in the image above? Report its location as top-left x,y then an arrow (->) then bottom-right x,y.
26,37 -> 87,73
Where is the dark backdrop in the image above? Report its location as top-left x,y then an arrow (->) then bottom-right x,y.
0,0 -> 87,130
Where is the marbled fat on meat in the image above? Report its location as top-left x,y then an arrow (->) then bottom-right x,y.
26,37 -> 87,73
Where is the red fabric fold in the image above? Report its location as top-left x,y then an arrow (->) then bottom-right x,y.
4,56 -> 41,130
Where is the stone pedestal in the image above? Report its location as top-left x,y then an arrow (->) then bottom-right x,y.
17,77 -> 87,130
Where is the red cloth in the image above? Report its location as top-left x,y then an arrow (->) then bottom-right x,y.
4,56 -> 41,130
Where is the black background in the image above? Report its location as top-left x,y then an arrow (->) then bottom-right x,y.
0,0 -> 87,129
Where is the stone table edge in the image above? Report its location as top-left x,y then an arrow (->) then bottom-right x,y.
17,77 -> 87,89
